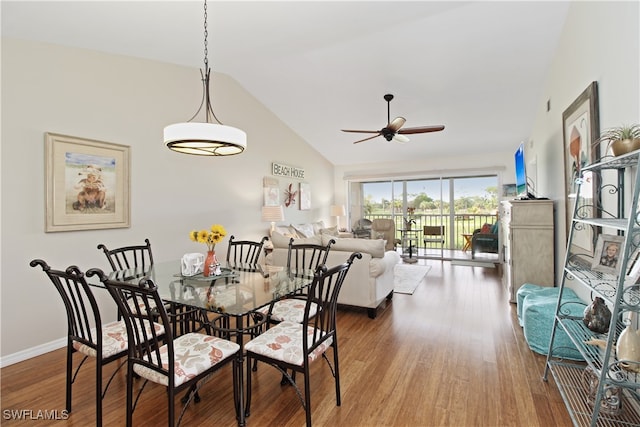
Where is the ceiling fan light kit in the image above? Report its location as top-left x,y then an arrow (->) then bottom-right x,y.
164,0 -> 246,156
342,93 -> 445,144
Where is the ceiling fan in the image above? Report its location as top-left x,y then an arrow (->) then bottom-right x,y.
342,94 -> 445,144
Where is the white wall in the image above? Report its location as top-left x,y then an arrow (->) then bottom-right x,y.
528,1 -> 639,294
0,38 -> 334,363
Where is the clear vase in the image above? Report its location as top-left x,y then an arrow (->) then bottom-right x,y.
203,250 -> 218,277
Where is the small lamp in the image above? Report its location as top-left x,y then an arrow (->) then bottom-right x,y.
330,205 -> 346,229
262,205 -> 285,235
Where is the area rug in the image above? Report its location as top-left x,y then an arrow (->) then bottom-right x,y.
393,264 -> 432,295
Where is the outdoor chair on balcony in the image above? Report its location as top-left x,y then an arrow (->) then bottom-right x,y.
471,223 -> 499,259
423,225 -> 445,258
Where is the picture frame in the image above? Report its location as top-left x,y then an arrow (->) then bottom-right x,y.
45,132 -> 130,232
562,81 -> 600,252
591,234 -> 624,275
299,182 -> 311,210
263,177 -> 280,206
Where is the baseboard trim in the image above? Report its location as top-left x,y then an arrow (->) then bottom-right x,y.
0,337 -> 66,368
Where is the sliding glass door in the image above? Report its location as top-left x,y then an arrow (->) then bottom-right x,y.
357,174 -> 499,261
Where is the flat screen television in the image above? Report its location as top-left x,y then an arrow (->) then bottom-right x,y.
514,142 -> 531,199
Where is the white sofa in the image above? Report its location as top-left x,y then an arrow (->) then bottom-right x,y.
267,222 -> 401,318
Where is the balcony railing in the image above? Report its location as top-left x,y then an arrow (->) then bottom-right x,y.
362,213 -> 498,250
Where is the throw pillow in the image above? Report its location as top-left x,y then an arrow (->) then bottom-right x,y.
490,222 -> 499,234
319,226 -> 339,237
271,231 -> 322,248
292,223 -> 315,238
311,220 -> 326,235
274,225 -> 298,238
480,223 -> 491,234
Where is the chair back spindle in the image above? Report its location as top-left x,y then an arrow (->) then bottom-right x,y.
97,238 -> 154,272
287,238 -> 336,273
226,235 -> 269,265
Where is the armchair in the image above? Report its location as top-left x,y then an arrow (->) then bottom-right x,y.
371,218 -> 400,251
471,223 -> 499,259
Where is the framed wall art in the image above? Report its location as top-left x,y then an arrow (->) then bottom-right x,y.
263,177 -> 280,206
45,132 -> 130,232
562,81 -> 600,252
299,182 -> 311,210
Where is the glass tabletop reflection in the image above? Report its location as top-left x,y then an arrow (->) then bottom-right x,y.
108,260 -> 314,316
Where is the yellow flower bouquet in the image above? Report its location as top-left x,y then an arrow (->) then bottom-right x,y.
189,224 -> 227,252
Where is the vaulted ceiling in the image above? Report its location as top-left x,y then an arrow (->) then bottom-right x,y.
1,1 -> 571,165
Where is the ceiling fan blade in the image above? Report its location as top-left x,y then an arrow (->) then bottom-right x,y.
397,125 -> 445,135
353,134 -> 382,144
341,129 -> 379,134
393,134 -> 410,143
387,117 -> 406,132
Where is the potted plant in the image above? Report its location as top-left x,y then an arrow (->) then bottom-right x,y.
599,124 -> 640,156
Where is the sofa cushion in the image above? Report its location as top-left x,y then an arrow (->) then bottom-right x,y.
292,223 -> 315,238
322,235 -> 385,258
271,231 -> 322,248
274,225 -> 299,238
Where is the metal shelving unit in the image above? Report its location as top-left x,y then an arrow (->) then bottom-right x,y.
543,150 -> 640,427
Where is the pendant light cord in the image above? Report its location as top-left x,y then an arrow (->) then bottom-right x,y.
187,0 -> 224,126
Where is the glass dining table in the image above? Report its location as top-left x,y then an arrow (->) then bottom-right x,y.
106,260 -> 315,427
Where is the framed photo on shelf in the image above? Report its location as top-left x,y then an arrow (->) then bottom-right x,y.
591,234 -> 624,275
562,81 -> 600,253
45,132 -> 130,232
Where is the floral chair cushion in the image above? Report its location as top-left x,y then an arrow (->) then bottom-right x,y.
133,333 -> 240,387
244,321 -> 333,366
72,320 -> 164,359
257,299 -> 318,323
127,297 -> 158,313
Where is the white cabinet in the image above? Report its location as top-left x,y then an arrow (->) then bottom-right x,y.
500,199 -> 555,302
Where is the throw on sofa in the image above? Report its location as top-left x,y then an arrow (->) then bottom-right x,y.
266,221 -> 401,318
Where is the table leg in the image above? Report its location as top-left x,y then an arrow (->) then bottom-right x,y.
235,315 -> 246,427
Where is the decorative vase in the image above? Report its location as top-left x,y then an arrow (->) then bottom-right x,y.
611,138 -> 640,156
617,311 -> 640,373
203,250 -> 218,277
583,296 -> 611,334
581,366 -> 623,416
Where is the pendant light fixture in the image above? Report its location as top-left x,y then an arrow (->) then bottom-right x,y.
164,0 -> 246,156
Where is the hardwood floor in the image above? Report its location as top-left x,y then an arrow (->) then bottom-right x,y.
1,261 -> 572,426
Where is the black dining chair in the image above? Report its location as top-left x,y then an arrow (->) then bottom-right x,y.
98,239 -> 208,336
30,259 -> 164,427
252,238 -> 335,376
97,239 -> 155,321
266,238 -> 336,323
226,235 -> 269,265
245,252 -> 362,427
87,268 -> 240,427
